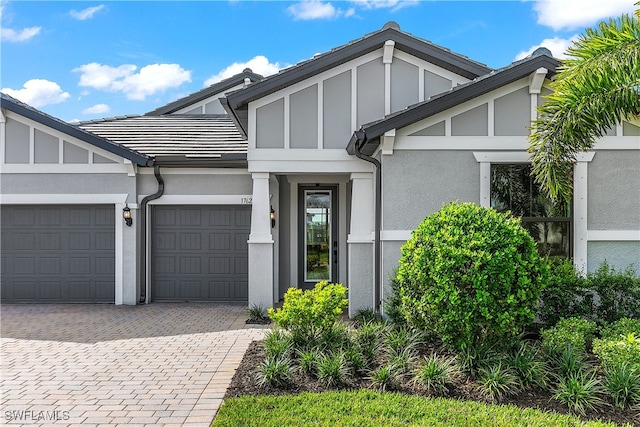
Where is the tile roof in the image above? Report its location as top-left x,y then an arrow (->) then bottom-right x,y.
78,114 -> 246,159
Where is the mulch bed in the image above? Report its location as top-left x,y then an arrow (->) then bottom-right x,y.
226,341 -> 639,427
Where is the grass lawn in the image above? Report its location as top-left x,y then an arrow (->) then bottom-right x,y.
212,389 -> 625,427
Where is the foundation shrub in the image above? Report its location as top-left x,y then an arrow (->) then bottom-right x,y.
269,281 -> 348,345
585,262 -> 640,324
541,317 -> 597,355
395,202 -> 549,350
537,259 -> 591,327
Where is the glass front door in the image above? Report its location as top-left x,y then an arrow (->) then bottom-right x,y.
299,186 -> 338,289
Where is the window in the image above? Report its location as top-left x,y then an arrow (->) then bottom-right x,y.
490,164 -> 571,258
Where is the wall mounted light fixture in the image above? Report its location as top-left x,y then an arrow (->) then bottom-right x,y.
270,206 -> 276,228
123,204 -> 133,227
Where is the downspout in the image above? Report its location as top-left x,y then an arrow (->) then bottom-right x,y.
138,165 -> 164,304
353,137 -> 382,316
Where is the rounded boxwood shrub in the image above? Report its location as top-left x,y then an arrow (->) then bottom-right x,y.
396,202 -> 549,350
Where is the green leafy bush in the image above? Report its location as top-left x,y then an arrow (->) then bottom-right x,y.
395,202 -> 549,350
541,317 -> 597,355
537,261 -> 640,328
600,317 -> 640,340
269,281 -> 348,344
586,262 -> 640,324
537,259 -> 591,327
592,333 -> 640,370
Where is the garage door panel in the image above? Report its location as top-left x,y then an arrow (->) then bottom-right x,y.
1,205 -> 115,303
13,233 -> 36,250
13,257 -> 35,274
234,281 -> 248,300
40,257 -> 62,274
39,281 -> 63,300
209,257 -> 230,274
152,205 -> 250,302
180,233 -> 201,250
39,233 -> 61,250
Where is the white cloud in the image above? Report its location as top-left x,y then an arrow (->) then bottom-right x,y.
288,1 -> 341,20
515,35 -> 579,61
533,0 -> 636,31
351,0 -> 418,12
1,26 -> 41,42
70,5 -> 105,21
204,56 -> 283,86
2,79 -> 70,107
82,103 -> 110,115
73,62 -> 192,101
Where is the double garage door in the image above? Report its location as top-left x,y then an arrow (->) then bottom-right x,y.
1,205 -> 116,303
1,204 -> 250,303
151,205 -> 250,302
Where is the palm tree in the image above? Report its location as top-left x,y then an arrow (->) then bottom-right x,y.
528,8 -> 640,202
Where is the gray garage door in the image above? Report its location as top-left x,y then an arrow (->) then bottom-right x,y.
1,205 -> 116,303
151,205 -> 250,302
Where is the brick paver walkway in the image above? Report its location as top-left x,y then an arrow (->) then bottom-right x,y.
0,303 -> 269,426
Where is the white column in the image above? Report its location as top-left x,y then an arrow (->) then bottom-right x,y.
115,202 -> 139,305
574,152 -> 596,273
347,172 -> 375,317
248,172 -> 275,308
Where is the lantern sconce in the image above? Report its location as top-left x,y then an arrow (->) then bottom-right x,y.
270,206 -> 276,228
122,204 -> 133,227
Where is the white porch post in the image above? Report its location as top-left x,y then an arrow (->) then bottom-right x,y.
347,172 -> 375,317
574,152 -> 596,273
248,172 -> 275,309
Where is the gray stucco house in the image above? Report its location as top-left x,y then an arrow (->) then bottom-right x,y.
2,22 -> 639,315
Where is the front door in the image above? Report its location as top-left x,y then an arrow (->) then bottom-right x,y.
298,185 -> 338,290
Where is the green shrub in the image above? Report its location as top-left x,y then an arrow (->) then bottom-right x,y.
603,363 -> 640,409
587,262 -> 640,324
507,342 -> 550,390
317,351 -> 349,387
600,317 -> 640,340
256,356 -> 293,388
537,261 -> 640,328
413,354 -> 459,395
592,333 -> 640,370
477,363 -> 519,403
553,371 -> 606,415
537,259 -> 591,327
263,328 -> 293,359
395,202 -> 549,350
368,364 -> 400,391
541,317 -> 597,355
269,281 -> 348,344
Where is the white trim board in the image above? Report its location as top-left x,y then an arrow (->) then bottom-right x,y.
0,194 -> 129,204
587,230 -> 640,241
144,194 -> 253,205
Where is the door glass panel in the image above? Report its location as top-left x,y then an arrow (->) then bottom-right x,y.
304,190 -> 331,282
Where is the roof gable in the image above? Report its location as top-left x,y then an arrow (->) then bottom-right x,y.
347,51 -> 560,155
1,92 -> 152,166
222,22 -> 492,136
146,69 -> 263,116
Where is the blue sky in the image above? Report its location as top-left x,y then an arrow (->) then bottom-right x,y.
1,0 -> 636,122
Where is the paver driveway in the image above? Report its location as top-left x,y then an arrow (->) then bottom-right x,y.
1,303 -> 269,426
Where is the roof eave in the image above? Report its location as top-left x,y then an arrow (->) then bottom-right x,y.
356,55 -> 559,146
1,94 -> 152,167
220,97 -> 247,139
226,27 -> 492,110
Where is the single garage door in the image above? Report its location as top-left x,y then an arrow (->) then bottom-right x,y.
1,205 -> 116,303
151,205 -> 250,302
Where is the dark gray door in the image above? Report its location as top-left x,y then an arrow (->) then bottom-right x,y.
1,205 -> 116,303
151,205 -> 250,302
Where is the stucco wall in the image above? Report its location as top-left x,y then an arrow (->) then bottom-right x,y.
587,150 -> 640,230
382,150 -> 480,230
588,241 -> 640,276
1,173 -> 134,195
137,172 -> 252,196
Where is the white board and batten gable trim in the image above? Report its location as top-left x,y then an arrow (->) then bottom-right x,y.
247,44 -> 473,170
1,110 -> 135,174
